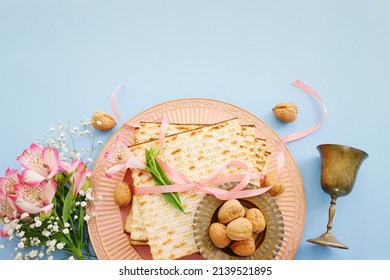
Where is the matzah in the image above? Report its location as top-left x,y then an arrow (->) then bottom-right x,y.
129,118 -> 262,259
128,121 -> 271,246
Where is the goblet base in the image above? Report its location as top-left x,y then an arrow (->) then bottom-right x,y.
307,232 -> 348,249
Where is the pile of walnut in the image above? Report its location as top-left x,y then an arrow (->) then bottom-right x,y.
209,199 -> 266,257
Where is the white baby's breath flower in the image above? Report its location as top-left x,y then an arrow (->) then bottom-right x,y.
68,255 -> 75,260
47,255 -> 54,260
31,237 -> 41,246
74,215 -> 78,220
79,190 -> 85,196
56,242 -> 65,250
28,250 -> 38,259
15,252 -> 23,260
42,229 -> 51,237
21,213 -> 29,219
62,228 -> 69,235
84,215 -> 91,222
86,192 -> 93,200
17,242 -> 24,249
47,239 -> 57,247
49,127 -> 55,132
80,201 -> 87,207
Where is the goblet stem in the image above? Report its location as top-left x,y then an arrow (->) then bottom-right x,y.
325,195 -> 337,234
307,193 -> 348,249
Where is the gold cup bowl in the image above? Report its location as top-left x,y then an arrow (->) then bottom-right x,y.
307,144 -> 368,249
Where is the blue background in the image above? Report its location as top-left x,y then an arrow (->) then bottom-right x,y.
0,0 -> 388,260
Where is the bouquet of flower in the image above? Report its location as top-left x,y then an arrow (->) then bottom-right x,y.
0,119 -> 103,260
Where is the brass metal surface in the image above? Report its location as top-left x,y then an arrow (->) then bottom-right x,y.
307,144 -> 368,249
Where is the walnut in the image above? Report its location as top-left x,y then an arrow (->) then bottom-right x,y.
265,171 -> 285,196
92,111 -> 117,131
217,199 -> 246,224
209,223 -> 231,249
113,182 -> 132,207
245,208 -> 266,233
226,217 -> 253,241
272,102 -> 298,122
230,236 -> 256,257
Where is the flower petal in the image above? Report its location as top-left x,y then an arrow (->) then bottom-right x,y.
40,204 -> 54,215
14,198 -> 40,214
0,193 -> 17,218
41,179 -> 57,204
16,143 -> 42,170
105,162 -> 126,178
1,220 -> 17,238
43,147 -> 60,179
20,169 -> 46,186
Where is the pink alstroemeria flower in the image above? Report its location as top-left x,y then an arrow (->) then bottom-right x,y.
0,168 -> 21,195
17,144 -> 60,186
60,160 -> 92,198
0,188 -> 17,219
104,137 -> 134,177
13,179 -> 57,215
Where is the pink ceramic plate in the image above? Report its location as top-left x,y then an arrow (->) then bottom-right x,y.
87,98 -> 305,260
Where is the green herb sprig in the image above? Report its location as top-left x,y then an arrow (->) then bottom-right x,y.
144,147 -> 185,213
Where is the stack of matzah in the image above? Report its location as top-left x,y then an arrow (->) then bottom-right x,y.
124,118 -> 271,259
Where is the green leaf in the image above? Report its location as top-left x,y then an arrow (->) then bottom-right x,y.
62,182 -> 75,223
145,147 -> 186,214
82,177 -> 91,191
78,206 -> 85,244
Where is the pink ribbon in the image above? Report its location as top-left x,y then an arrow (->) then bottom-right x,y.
109,80 -> 327,199
110,84 -> 126,124
131,159 -> 269,200
275,80 -> 327,181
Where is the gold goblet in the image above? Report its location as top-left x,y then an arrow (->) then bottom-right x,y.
307,144 -> 368,249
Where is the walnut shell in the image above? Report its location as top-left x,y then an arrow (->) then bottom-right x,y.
226,217 -> 253,241
272,102 -> 298,123
245,208 -> 266,233
265,171 -> 285,196
113,182 -> 132,207
230,236 -> 256,257
218,199 -> 245,224
209,223 -> 231,249
92,111 -> 117,131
